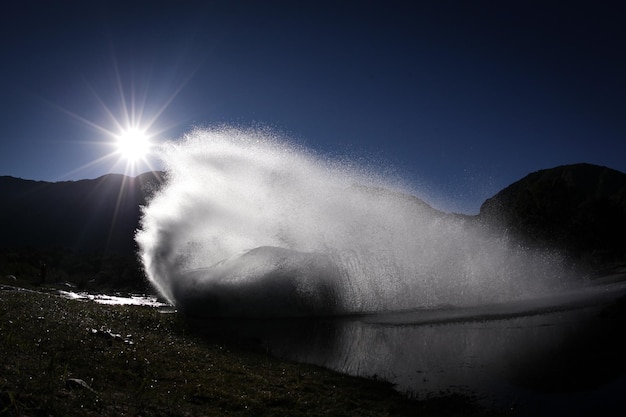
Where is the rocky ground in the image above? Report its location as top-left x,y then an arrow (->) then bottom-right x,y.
0,278 -> 494,417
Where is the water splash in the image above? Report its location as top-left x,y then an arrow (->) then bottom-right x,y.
136,127 -> 568,317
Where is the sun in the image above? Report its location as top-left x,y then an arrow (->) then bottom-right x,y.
116,127 -> 151,162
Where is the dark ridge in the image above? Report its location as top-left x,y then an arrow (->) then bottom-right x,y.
0,171 -> 165,290
2,163 -> 625,289
0,171 -> 165,254
478,163 -> 626,270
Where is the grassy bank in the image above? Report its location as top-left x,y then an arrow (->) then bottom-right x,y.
1,285 -> 489,416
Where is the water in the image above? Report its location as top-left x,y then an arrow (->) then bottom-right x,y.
197,282 -> 626,416
136,126 -> 572,317
134,128 -> 625,414
57,290 -> 169,308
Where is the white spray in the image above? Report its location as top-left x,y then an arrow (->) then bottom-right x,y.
136,127 -> 568,317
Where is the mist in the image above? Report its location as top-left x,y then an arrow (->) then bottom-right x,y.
136,127 -> 569,317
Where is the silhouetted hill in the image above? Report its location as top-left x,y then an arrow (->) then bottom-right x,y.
0,171 -> 164,254
479,163 -> 626,270
2,164 -> 625,288
0,172 -> 165,289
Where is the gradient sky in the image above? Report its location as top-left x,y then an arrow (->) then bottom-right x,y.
1,1 -> 624,213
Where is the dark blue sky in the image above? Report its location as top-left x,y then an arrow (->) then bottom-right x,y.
1,1 -> 624,213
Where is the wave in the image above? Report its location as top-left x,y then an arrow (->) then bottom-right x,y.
171,246 -> 343,317
136,127 -> 571,318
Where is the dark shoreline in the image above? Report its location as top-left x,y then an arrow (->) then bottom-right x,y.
0,282 -> 492,416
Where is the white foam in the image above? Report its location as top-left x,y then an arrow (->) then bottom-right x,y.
136,127 -> 571,317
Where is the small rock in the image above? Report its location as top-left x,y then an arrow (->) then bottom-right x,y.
66,378 -> 96,393
90,327 -> 134,344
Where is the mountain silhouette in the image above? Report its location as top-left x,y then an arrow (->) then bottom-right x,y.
479,163 -> 626,270
1,163 -> 624,288
0,171 -> 164,254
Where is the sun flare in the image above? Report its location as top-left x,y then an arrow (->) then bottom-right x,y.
116,127 -> 151,162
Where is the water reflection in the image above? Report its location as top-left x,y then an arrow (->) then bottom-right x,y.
58,290 -> 169,307
205,284 -> 626,415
